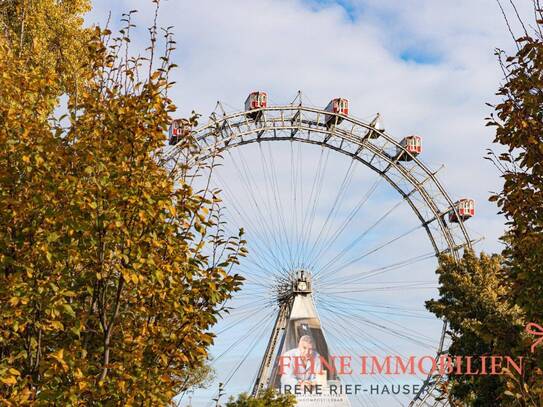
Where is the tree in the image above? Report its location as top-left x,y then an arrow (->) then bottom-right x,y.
0,0 -> 92,94
224,389 -> 296,407
488,1 -> 543,330
427,2 -> 543,405
427,252 -> 526,406
0,2 -> 245,405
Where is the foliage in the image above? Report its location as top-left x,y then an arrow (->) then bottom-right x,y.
485,8 -> 543,403
0,2 -> 245,405
427,4 -> 543,406
224,389 -> 296,407
427,252 -> 527,406
0,0 -> 92,94
488,9 -> 543,329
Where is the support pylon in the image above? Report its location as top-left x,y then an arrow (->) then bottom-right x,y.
252,270 -> 350,406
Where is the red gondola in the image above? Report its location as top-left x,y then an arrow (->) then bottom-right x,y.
397,135 -> 422,161
245,91 -> 268,119
325,98 -> 349,127
168,119 -> 192,146
449,199 -> 475,223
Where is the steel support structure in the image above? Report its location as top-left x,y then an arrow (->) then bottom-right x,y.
166,102 -> 474,407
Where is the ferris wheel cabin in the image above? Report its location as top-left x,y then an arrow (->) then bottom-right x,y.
325,98 -> 349,127
168,118 -> 192,146
396,135 -> 422,161
449,199 -> 475,223
245,91 -> 268,120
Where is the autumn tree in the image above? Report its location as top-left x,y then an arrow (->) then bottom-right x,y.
224,389 -> 296,407
0,2 -> 245,405
427,2 -> 543,405
0,0 -> 92,94
427,252 -> 527,406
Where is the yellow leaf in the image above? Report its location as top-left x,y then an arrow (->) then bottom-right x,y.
8,368 -> 20,376
0,376 -> 17,386
51,321 -> 64,330
51,349 -> 69,371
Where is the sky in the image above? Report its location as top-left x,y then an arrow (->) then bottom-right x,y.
85,0 -> 535,255
85,1 -> 536,406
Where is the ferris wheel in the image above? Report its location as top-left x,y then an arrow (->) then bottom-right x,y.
166,91 -> 477,407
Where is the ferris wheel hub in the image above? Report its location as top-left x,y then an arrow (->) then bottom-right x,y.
292,269 -> 312,294
275,269 -> 313,304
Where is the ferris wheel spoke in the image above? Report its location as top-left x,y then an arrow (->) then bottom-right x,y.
257,142 -> 296,270
216,174 -> 287,273
306,158 -> 359,265
317,250 -> 436,287
222,295 -> 275,312
233,252 -> 288,283
289,140 -> 301,267
308,175 -> 383,271
213,308 -> 275,364
223,313 -> 275,387
258,144 -> 294,269
225,148 -> 292,270
319,299 -> 438,345
216,172 -> 291,277
317,294 -> 432,315
320,303 -> 437,350
316,294 -> 433,321
313,189 -> 411,278
297,146 -> 332,267
323,282 -> 438,295
232,254 -> 285,285
295,141 -> 308,268
321,309 -> 434,385
322,310 -> 420,375
219,298 -> 274,315
321,315 -> 406,406
320,304 -> 434,351
237,276 -> 275,292
317,295 -> 435,320
230,291 -> 273,303
216,305 -> 274,336
315,223 -> 424,281
292,141 -> 307,267
302,154 -> 357,267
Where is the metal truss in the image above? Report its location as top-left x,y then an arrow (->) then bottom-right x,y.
166,103 -> 474,407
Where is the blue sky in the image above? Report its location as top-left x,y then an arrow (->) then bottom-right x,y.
305,0 -> 359,20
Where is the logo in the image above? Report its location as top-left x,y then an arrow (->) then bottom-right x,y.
525,322 -> 543,353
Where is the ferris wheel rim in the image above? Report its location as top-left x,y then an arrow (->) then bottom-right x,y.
166,104 -> 472,255
167,102 -> 473,407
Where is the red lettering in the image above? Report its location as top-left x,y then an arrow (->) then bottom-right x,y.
338,356 -> 352,375
490,356 -> 503,375
370,356 -> 392,375
278,356 -> 291,375
505,356 -> 523,375
394,356 -> 415,375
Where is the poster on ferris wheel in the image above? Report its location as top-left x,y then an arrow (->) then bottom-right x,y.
270,295 -> 351,406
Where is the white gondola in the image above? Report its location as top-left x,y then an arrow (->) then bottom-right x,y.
168,119 -> 192,146
397,135 -> 422,161
324,98 -> 349,127
449,199 -> 475,223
